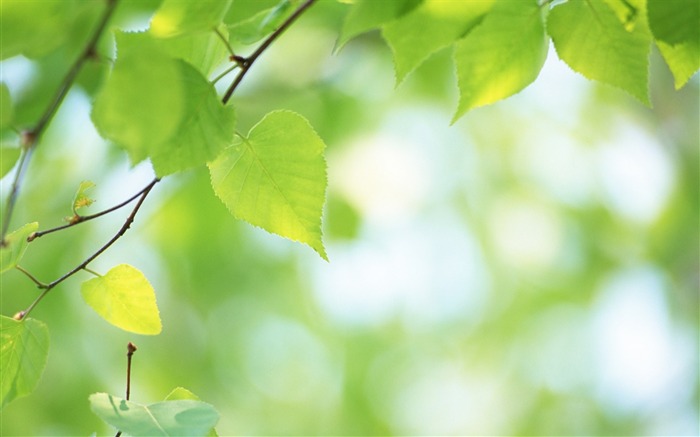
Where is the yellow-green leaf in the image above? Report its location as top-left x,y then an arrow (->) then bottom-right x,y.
1,316 -> 49,408
72,180 -> 96,214
151,0 -> 232,38
80,264 -> 162,335
0,146 -> 20,179
209,110 -> 328,260
0,222 -> 38,274
453,0 -> 548,120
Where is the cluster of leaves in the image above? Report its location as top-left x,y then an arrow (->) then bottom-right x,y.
0,0 -> 697,435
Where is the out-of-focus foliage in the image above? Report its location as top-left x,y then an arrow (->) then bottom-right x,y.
0,0 -> 698,435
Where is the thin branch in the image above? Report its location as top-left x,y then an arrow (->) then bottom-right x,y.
0,0 -> 120,243
214,27 -> 237,60
15,265 -> 48,289
211,63 -> 240,85
18,178 -> 159,320
29,179 -> 158,241
221,0 -> 317,104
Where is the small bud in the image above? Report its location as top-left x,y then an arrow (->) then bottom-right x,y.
12,311 -> 25,321
127,342 -> 137,355
27,232 -> 37,242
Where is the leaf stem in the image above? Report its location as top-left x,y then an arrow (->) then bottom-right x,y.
29,179 -> 159,241
0,0 -> 120,243
18,178 -> 159,320
221,0 -> 317,104
15,265 -> 48,289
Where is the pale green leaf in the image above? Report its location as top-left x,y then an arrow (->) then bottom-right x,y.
89,393 -> 219,437
548,0 -> 651,104
209,110 -> 328,260
0,146 -> 20,179
228,0 -> 296,44
154,29 -> 230,76
72,180 -> 96,214
150,61 -> 236,177
0,222 -> 38,274
0,0 -> 79,60
1,316 -> 49,408
0,83 -> 12,129
647,0 -> 699,46
164,388 -> 218,437
453,0 -> 547,120
92,31 -> 185,164
151,0 -> 233,38
338,0 -> 422,49
80,264 -> 162,335
382,0 -> 494,83
657,39 -> 700,89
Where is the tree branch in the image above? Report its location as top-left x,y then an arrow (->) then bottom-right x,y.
17,178 -> 159,320
1,0 -> 120,243
221,0 -> 317,104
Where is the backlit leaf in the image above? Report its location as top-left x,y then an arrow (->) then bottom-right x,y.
209,110 -> 328,260
647,0 -> 699,46
228,0 -> 296,44
453,0 -> 547,120
0,222 -> 38,274
92,31 -> 185,164
80,264 -> 162,335
89,393 -> 219,437
154,29 -> 230,76
382,0 -> 494,83
657,39 -> 700,89
164,388 -> 218,437
72,180 -> 96,214
151,0 -> 233,38
0,146 -> 20,179
338,0 -> 422,49
1,316 -> 49,408
548,0 -> 651,104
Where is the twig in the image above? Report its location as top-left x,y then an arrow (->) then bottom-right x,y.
0,0 -> 120,243
17,178 -> 159,320
15,265 -> 48,288
115,342 -> 137,437
221,0 -> 317,104
29,179 -> 159,241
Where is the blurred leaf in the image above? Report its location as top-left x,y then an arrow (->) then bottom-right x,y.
548,0 -> 651,104
154,29 -> 230,76
150,0 -> 233,38
164,388 -> 218,437
325,194 -> 360,241
657,39 -> 700,89
0,316 -> 49,408
92,31 -> 185,164
228,0 -> 296,45
0,146 -> 20,179
0,83 -> 12,130
224,0 -> 282,25
209,110 -> 328,260
383,0 -> 493,84
338,0 -> 422,49
89,393 -> 219,437
647,0 -> 699,46
80,264 -> 162,335
72,180 -> 96,215
151,61 -> 236,177
0,222 -> 38,274
0,0 -> 79,59
453,0 -> 547,120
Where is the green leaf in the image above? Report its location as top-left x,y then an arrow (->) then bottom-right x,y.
382,0 -> 494,83
80,264 -> 162,335
453,0 -> 547,120
338,0 -> 422,49
92,31 -> 186,164
0,83 -> 12,130
228,0 -> 296,45
92,32 -> 235,175
647,0 -> 699,46
548,0 -> 651,105
209,110 -> 328,260
153,29 -> 231,76
0,146 -> 20,179
0,0 -> 79,60
89,393 -> 219,437
151,0 -> 233,38
164,388 -> 218,437
72,180 -> 96,215
1,316 -> 49,408
657,39 -> 700,89
0,222 -> 38,274
150,61 -> 236,177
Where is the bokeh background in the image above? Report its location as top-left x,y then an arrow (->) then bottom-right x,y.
1,1 -> 698,435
